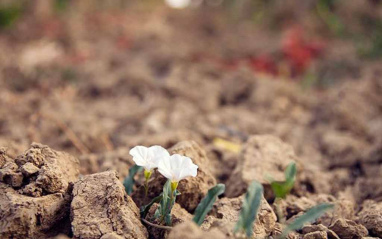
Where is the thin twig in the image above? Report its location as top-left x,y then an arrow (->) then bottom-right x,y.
141,218 -> 172,230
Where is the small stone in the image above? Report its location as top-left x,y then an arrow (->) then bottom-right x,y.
303,231 -> 328,239
329,218 -> 368,239
9,172 -> 23,187
20,162 -> 39,176
302,224 -> 340,239
19,182 -> 43,197
0,162 -> 18,181
358,200 -> 382,237
283,194 -> 354,227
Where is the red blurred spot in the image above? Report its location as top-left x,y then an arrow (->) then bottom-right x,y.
282,26 -> 325,75
248,54 -> 278,75
116,35 -> 131,50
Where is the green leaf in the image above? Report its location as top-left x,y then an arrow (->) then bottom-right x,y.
123,165 -> 143,195
192,184 -> 226,226
160,180 -> 171,215
164,213 -> 172,226
0,5 -> 22,29
234,181 -> 264,237
160,180 -> 177,226
281,203 -> 334,238
285,162 -> 297,185
269,162 -> 296,199
140,194 -> 163,218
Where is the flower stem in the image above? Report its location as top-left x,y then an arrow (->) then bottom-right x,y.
144,169 -> 152,198
275,197 -> 285,224
141,218 -> 172,230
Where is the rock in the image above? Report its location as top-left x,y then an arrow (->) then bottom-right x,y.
0,183 -> 72,238
203,196 -> 276,238
168,221 -> 227,239
8,171 -> 23,187
302,225 -> 339,239
0,144 -> 80,238
353,164 -> 382,202
71,171 -> 148,239
358,200 -> 382,237
225,135 -> 300,198
20,162 -> 39,176
329,218 -> 368,239
303,231 -> 328,239
20,181 -> 43,197
319,131 -> 368,167
283,194 -> 354,227
0,161 -> 24,187
132,141 -> 216,212
1,143 -> 80,195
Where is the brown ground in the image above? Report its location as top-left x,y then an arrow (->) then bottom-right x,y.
0,1 -> 381,239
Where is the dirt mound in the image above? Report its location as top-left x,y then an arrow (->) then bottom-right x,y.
0,1 -> 381,238
0,135 -> 381,238
0,143 -> 79,238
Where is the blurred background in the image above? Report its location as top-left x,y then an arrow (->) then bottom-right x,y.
0,0 -> 381,198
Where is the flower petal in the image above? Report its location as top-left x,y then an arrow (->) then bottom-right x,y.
178,156 -> 198,180
157,154 -> 198,182
149,145 -> 170,168
129,146 -> 150,167
158,156 -> 174,180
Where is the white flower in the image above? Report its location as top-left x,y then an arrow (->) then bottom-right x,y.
165,0 -> 191,9
158,154 -> 198,182
129,145 -> 170,171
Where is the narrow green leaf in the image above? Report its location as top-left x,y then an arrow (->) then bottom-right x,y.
269,162 -> 296,199
285,162 -> 296,181
123,165 -> 143,195
192,184 -> 226,226
165,213 -> 172,226
160,180 -> 171,216
281,203 -> 334,238
160,180 -> 177,226
234,181 -> 264,237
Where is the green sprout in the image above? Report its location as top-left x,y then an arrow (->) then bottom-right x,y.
268,162 -> 297,199
234,181 -> 264,237
266,161 -> 297,223
193,184 -> 225,226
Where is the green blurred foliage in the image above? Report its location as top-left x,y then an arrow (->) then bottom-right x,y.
0,4 -> 22,29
